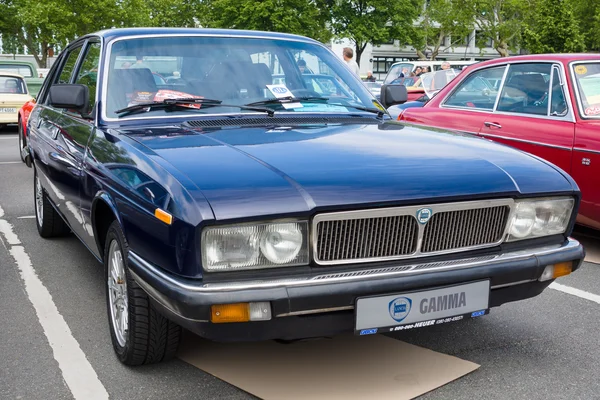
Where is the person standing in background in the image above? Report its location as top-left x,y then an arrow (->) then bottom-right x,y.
342,47 -> 360,77
365,71 -> 376,82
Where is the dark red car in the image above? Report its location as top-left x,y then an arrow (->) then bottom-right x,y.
398,54 -> 600,230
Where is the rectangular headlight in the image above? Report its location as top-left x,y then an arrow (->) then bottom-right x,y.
201,221 -> 309,271
507,197 -> 574,241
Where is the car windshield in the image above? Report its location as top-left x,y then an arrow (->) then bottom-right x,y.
0,64 -> 33,77
383,63 -> 414,85
104,36 -> 377,119
572,63 -> 600,118
0,76 -> 27,94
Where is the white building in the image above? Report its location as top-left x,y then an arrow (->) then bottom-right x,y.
330,29 -> 514,80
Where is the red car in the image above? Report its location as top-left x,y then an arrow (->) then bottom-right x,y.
18,98 -> 36,162
398,54 -> 600,230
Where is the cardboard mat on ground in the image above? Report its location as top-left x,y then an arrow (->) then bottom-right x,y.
178,333 -> 479,400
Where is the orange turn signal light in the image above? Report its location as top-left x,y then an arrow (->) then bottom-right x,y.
154,208 -> 173,225
211,303 -> 250,323
552,261 -> 573,279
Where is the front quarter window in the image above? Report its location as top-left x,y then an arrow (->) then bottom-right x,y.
443,66 -> 505,110
103,35 -> 377,119
572,62 -> 600,118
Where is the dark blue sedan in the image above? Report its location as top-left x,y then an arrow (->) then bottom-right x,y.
24,28 -> 584,366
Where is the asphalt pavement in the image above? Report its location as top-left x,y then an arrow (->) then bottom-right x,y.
1,127 -> 600,400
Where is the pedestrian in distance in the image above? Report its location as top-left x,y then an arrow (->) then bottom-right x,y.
342,47 -> 360,77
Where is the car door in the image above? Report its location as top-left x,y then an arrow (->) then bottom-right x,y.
54,39 -> 101,246
31,43 -> 85,222
478,63 -> 575,173
568,61 -> 600,229
430,65 -> 508,135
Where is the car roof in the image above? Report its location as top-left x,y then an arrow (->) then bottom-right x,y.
85,27 -> 321,45
467,54 -> 600,68
0,72 -> 25,79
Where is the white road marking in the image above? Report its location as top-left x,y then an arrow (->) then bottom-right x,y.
550,282 -> 600,305
0,161 -> 21,165
17,215 -> 36,219
0,205 -> 109,400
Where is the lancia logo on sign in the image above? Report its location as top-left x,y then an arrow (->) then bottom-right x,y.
416,208 -> 433,224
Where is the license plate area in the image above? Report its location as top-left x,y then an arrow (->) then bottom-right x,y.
0,108 -> 17,113
355,280 -> 490,335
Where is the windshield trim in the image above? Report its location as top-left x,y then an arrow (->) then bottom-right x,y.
98,110 -> 382,126
570,60 -> 600,120
100,33 -> 344,123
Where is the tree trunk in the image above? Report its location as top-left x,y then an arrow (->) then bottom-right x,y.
416,49 -> 427,60
355,42 -> 367,67
495,40 -> 510,57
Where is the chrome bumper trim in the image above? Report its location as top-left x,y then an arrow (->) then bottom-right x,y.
129,238 -> 581,293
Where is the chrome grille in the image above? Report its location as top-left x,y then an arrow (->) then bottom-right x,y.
312,199 -> 514,265
316,216 -> 418,262
421,206 -> 510,253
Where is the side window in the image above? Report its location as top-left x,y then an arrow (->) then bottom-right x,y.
496,63 -> 552,115
444,66 -> 506,110
549,67 -> 568,116
75,42 -> 101,109
56,46 -> 83,84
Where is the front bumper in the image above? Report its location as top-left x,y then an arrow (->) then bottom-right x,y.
0,112 -> 18,124
128,238 -> 584,341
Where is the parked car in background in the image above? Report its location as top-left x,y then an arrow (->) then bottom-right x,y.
363,81 -> 382,100
25,29 -> 583,367
397,54 -> 600,230
0,60 -> 45,96
0,73 -> 33,133
387,69 -> 464,119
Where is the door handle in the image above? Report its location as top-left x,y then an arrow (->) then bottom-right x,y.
484,121 -> 502,129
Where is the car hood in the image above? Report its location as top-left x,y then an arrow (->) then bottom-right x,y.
123,121 -> 574,221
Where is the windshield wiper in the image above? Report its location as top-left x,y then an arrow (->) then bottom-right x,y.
115,98 -> 275,117
245,96 -> 328,106
328,103 -> 385,118
245,97 -> 384,118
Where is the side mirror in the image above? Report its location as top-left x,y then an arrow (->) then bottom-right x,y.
380,84 -> 408,109
49,84 -> 89,114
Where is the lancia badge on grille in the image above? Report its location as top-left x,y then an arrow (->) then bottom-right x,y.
416,208 -> 433,224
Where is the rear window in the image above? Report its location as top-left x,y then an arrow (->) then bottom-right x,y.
0,76 -> 27,94
0,64 -> 33,77
572,63 -> 600,118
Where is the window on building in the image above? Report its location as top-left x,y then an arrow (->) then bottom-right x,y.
475,31 -> 494,48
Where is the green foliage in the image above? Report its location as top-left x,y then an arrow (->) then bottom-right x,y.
198,0 -> 332,43
572,0 -> 600,52
329,0 -> 421,65
522,0 -> 585,53
456,0 -> 532,57
0,0 -> 201,67
410,0 -> 474,59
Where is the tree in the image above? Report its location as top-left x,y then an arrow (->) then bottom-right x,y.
0,0 -> 200,68
458,0 -> 532,57
410,0 -> 474,60
522,0 -> 585,53
198,0 -> 332,43
573,0 -> 600,52
329,0 -> 421,66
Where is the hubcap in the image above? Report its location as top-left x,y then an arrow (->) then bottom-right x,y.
35,176 -> 43,226
107,239 -> 128,348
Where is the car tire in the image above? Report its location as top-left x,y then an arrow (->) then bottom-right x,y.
18,118 -> 26,162
34,169 -> 71,238
104,220 -> 182,365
